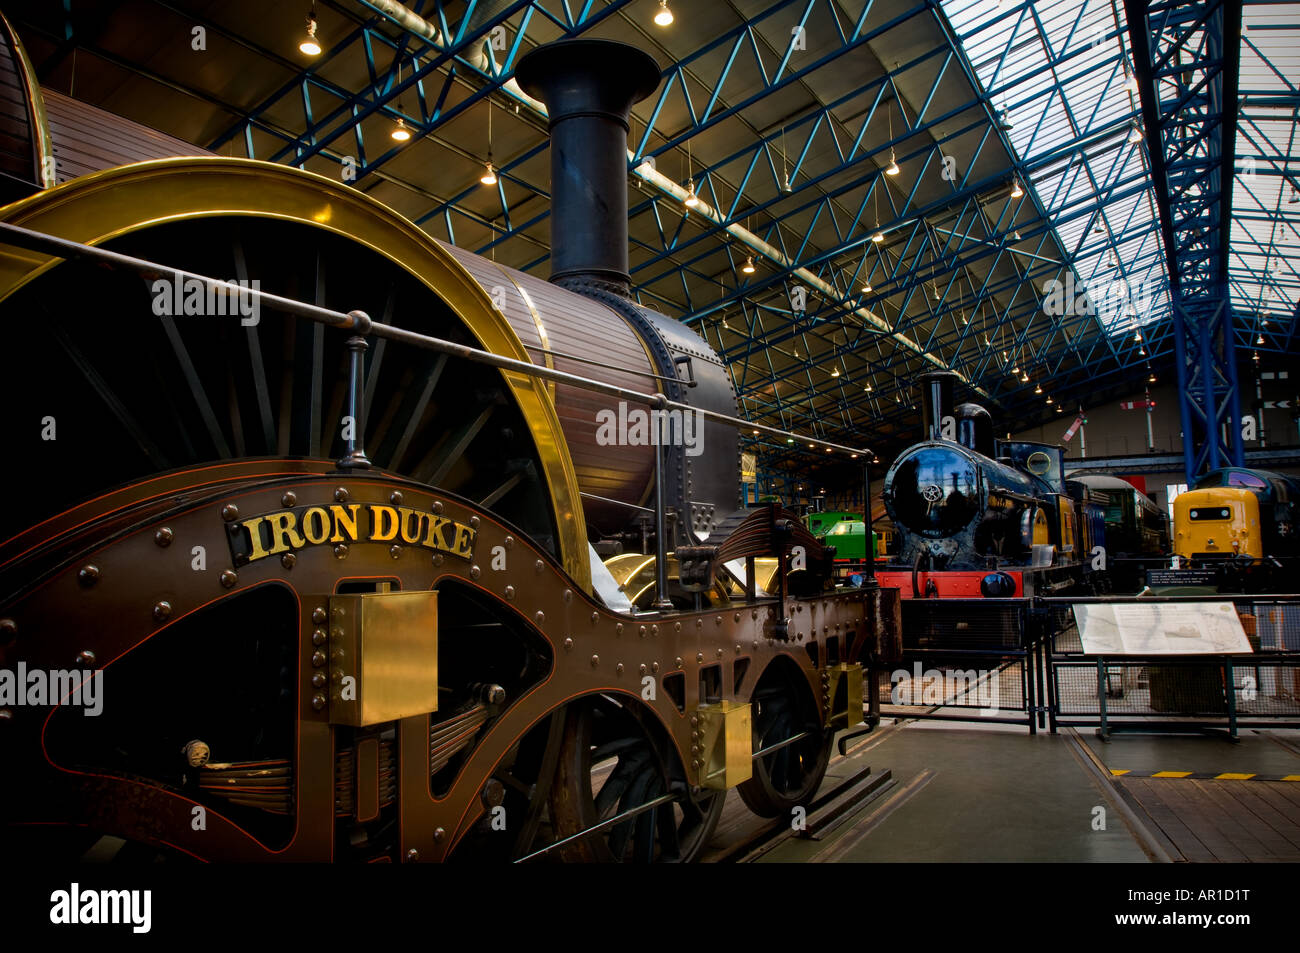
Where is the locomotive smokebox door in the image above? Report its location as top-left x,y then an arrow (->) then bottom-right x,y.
326,591 -> 438,726
695,701 -> 752,790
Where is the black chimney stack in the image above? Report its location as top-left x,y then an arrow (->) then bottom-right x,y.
918,370 -> 958,441
515,39 -> 661,295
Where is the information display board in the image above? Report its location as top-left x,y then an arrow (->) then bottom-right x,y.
1073,602 -> 1254,656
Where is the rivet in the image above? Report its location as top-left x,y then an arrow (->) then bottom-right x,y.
535,611 -> 545,624
432,501 -> 443,515
715,616 -> 723,627
334,487 -> 349,503
716,648 -> 723,658
652,662 -> 659,673
221,504 -> 239,521
331,626 -> 344,640
0,619 -> 15,646
616,623 -> 623,635
563,589 -> 572,603
692,759 -> 701,769
434,828 -> 446,843
390,490 -> 404,505
433,553 -> 444,567
591,654 -> 599,667
690,715 -> 699,726
0,709 -> 12,721
734,612 -> 741,623
651,624 -> 659,637
696,619 -> 703,629
281,491 -> 297,507
639,664 -> 647,675
281,553 -> 296,569
468,565 -> 480,579
220,570 -> 238,589
593,613 -> 600,626
311,673 -> 326,689
152,600 -> 172,622
639,625 -> 647,639
390,545 -> 402,559
696,652 -> 704,663
311,650 -> 327,668
615,663 -> 624,675
470,516 -> 480,528
76,649 -> 95,666
312,629 -> 326,646
311,693 -> 326,711
563,637 -> 573,651
674,622 -> 682,633
505,586 -> 515,601
312,607 -> 327,624
334,544 -> 348,559
676,657 -> 684,668
78,565 -> 100,587
406,848 -> 420,862
535,560 -> 544,573
735,644 -> 741,653
154,527 -> 174,547
752,640 -> 759,650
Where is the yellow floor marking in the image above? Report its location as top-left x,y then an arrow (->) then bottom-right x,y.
1151,771 -> 1193,778
1110,769 -> 1130,776
1283,775 -> 1300,782
1214,773 -> 1256,780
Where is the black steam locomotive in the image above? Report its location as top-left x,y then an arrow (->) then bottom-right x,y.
876,372 -> 1167,598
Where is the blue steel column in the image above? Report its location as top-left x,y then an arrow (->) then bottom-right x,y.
1126,0 -> 1244,482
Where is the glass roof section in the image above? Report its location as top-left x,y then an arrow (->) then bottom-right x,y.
939,0 -> 1170,337
1232,5 -> 1299,335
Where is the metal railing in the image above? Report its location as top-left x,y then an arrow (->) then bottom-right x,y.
866,593 -> 1300,738
1042,593 -> 1300,739
869,598 -> 1059,733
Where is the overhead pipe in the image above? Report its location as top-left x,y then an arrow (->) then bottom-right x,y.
360,0 -> 981,391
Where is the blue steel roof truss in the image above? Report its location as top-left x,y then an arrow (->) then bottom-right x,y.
24,0 -> 1297,490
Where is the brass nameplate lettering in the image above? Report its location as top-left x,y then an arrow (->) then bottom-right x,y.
226,503 -> 476,565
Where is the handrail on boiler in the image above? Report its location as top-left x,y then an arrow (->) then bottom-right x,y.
0,219 -> 878,610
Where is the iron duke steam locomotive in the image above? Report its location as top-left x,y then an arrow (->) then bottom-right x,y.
0,27 -> 901,862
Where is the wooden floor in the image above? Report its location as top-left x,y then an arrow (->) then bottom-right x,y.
1117,777 -> 1300,861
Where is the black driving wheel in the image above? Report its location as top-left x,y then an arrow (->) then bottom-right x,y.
738,663 -> 832,818
548,694 -> 723,862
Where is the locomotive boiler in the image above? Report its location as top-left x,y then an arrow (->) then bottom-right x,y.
876,371 -> 1166,598
0,25 -> 900,863
878,371 -> 1081,597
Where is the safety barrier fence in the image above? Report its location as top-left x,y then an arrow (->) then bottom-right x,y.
869,598 -> 1062,734
1043,594 -> 1300,739
868,594 -> 1300,738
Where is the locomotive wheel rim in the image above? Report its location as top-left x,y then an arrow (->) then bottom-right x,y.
738,665 -> 832,818
548,695 -> 722,862
0,156 -> 589,586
